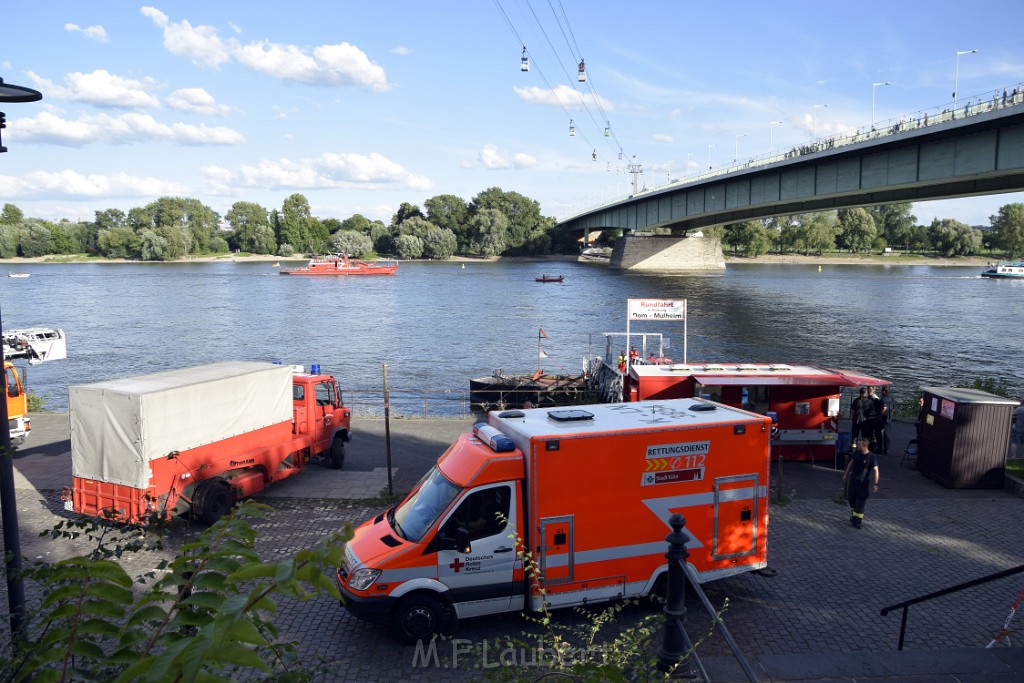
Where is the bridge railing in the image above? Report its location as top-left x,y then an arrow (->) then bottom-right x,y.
562,81 -> 1024,221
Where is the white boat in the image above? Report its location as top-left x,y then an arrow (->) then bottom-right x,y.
2,327 -> 67,364
980,261 -> 1024,278
7,273 -> 30,278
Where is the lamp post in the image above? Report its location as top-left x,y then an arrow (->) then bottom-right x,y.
734,133 -> 747,162
707,143 -> 715,170
0,77 -> 43,645
872,82 -> 891,128
686,152 -> 695,173
953,49 -> 978,112
769,120 -> 782,153
812,104 -> 828,138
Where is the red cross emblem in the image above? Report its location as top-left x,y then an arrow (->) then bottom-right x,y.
449,558 -> 464,573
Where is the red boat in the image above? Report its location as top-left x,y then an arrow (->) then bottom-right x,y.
279,253 -> 398,276
535,274 -> 564,283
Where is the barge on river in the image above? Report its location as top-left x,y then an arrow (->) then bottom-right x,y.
980,261 -> 1024,279
279,253 -> 398,276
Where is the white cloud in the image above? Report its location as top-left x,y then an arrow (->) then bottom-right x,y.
65,23 -> 109,43
26,69 -> 160,109
390,46 -> 410,56
513,84 -> 612,110
142,7 -> 388,90
233,41 -> 388,90
165,87 -> 230,116
653,133 -> 674,143
202,152 -> 431,193
464,144 -> 537,170
14,110 -> 245,146
141,6 -> 231,68
0,169 -> 186,199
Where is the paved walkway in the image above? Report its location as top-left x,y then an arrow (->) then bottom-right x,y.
5,413 -> 1023,681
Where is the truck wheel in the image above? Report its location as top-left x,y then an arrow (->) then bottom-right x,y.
194,479 -> 233,525
389,595 -> 443,644
329,439 -> 345,470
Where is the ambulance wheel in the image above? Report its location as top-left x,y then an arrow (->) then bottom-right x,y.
329,439 -> 345,470
194,479 -> 233,525
389,595 -> 443,643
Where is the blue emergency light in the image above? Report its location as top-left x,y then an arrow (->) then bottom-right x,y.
473,423 -> 515,452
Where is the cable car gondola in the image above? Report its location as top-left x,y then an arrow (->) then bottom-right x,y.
577,59 -> 586,82
569,119 -> 576,137
520,47 -> 529,72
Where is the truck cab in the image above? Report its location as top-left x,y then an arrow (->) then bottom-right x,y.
292,371 -> 351,468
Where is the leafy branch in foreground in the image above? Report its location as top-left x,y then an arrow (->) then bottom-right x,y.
2,501 -> 350,683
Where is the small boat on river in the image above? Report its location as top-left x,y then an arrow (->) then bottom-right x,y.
535,274 -> 564,283
7,273 -> 30,278
279,253 -> 398,276
980,261 -> 1024,279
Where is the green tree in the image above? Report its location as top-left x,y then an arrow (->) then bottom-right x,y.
327,230 -> 373,257
396,215 -> 434,239
280,194 -> 312,251
157,226 -> 193,259
469,208 -> 508,256
868,203 -> 916,248
421,226 -> 458,259
49,222 -> 74,255
927,218 -> 982,256
226,201 -> 271,253
393,233 -> 423,259
339,214 -> 371,233
798,211 -> 838,255
989,203 -> 1024,258
424,194 -> 469,250
0,225 -> 20,258
94,207 -> 127,232
836,208 -> 876,252
470,187 -> 544,254
18,220 -> 53,257
97,227 -> 140,259
139,228 -> 168,260
1,203 -> 24,225
724,220 -> 773,257
369,222 -> 393,255
63,221 -> 91,253
390,202 -> 423,228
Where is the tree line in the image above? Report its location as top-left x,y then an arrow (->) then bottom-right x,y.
713,202 -> 1024,259
3,195 -> 1023,261
0,187 -> 581,261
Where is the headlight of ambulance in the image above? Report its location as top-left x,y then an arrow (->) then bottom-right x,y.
348,568 -> 381,591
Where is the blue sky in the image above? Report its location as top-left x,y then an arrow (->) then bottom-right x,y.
3,1 -> 1023,228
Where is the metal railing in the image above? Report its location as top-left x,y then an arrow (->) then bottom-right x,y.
657,513 -> 760,681
879,562 -> 1024,650
342,388 -> 477,419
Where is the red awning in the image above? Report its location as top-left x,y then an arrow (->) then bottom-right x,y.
691,369 -> 890,388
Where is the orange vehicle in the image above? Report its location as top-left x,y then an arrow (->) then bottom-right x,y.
337,398 -> 772,642
4,361 -> 30,446
66,361 -> 351,524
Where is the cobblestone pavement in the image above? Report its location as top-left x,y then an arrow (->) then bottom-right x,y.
3,414 -> 1022,681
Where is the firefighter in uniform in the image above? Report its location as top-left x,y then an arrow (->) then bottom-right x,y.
842,437 -> 879,528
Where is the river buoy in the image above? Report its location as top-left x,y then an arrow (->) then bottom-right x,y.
818,265 -> 822,272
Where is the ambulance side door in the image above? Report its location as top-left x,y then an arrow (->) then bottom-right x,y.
434,483 -> 519,618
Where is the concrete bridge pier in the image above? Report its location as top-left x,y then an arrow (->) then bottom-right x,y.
610,234 -> 725,271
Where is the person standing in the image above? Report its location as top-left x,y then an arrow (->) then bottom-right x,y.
850,388 -> 868,450
843,437 -> 880,528
865,386 -> 883,453
879,386 -> 895,454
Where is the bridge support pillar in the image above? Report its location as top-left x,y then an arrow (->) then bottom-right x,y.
610,235 -> 725,271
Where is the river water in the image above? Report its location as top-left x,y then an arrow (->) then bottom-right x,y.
3,260 -> 1022,415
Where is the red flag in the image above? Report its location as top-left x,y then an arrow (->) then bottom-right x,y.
539,327 -> 549,339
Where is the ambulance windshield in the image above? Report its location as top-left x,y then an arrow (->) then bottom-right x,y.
391,467 -> 461,542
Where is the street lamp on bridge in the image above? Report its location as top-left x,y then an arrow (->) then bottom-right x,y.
812,104 -> 828,139
734,133 -> 747,162
706,143 -> 715,170
872,81 -> 891,128
953,49 -> 978,112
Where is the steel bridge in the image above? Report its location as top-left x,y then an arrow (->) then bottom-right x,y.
559,89 -> 1024,238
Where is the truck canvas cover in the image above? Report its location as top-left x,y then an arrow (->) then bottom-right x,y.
70,361 -> 294,489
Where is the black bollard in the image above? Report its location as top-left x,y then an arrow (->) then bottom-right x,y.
656,513 -> 692,674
